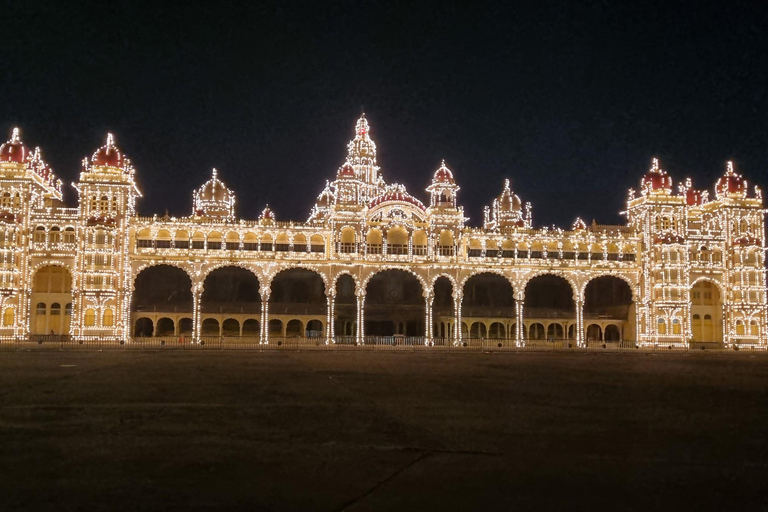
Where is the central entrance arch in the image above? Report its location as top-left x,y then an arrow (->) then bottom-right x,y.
31,265 -> 73,335
270,268 -> 326,338
690,280 -> 722,342
584,275 -> 634,342
461,273 -> 515,340
364,269 -> 424,338
200,266 -> 260,337
132,264 -> 193,337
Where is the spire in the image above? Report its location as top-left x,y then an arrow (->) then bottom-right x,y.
726,160 -> 735,175
106,132 -> 115,147
212,167 -> 218,179
650,157 -> 660,173
356,113 -> 368,136
11,127 -> 20,143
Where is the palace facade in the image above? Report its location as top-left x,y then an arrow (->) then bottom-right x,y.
0,116 -> 765,347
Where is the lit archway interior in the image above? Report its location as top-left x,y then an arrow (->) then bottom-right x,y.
432,277 -> 453,339
524,275 -> 574,340
462,273 -> 515,339
132,265 -> 193,336
200,266 -> 260,337
334,274 -> 356,339
270,268 -> 326,337
584,275 -> 634,341
364,269 -> 424,337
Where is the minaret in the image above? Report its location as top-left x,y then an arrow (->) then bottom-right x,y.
345,114 -> 385,204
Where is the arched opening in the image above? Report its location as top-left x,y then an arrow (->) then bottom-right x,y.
586,324 -> 602,341
179,318 -> 193,336
242,319 -> 260,336
584,276 -> 634,341
690,280 -> 722,342
31,265 -> 73,334
306,319 -> 323,337
201,318 -> 220,336
156,317 -> 175,336
432,276 -> 454,340
529,323 -> 545,340
488,322 -> 506,338
366,229 -> 383,254
470,322 -> 487,338
268,319 -> 283,336
334,274 -> 357,340
604,324 -> 621,342
134,317 -> 153,337
270,268 -> 326,338
386,226 -> 408,255
201,266 -> 260,315
222,318 -> 240,336
286,319 -> 303,337
132,265 -> 193,337
412,230 -> 427,256
364,269 -> 424,337
547,323 -> 564,340
524,275 -> 575,340
462,273 -> 514,340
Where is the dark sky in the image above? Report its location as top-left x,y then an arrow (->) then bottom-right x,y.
2,1 -> 766,227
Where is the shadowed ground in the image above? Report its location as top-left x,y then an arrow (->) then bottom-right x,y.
0,351 -> 766,511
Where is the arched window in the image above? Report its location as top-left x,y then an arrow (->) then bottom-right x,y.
63,227 -> 75,244
50,303 -> 61,315
657,317 -> 666,335
103,308 -> 114,327
735,319 -> 745,335
34,226 -> 46,243
1,192 -> 11,209
65,303 -> 72,315
2,307 -> 13,326
36,302 -> 46,315
99,196 -> 110,211
750,320 -> 759,336
84,309 -> 96,327
49,227 -> 61,244
672,318 -> 681,334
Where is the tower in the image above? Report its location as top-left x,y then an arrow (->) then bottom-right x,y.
73,134 -> 141,340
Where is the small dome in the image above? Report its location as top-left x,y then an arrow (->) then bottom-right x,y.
715,161 -> 747,199
369,184 -> 426,211
433,161 -> 455,183
498,179 -> 522,211
316,182 -> 335,208
260,205 -> 276,221
91,133 -> 125,168
572,217 -> 587,230
641,158 -> 672,192
0,128 -> 30,163
193,168 -> 235,219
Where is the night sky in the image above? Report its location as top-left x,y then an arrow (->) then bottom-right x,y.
2,1 -> 766,227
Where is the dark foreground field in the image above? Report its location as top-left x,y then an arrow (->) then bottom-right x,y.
0,351 -> 766,511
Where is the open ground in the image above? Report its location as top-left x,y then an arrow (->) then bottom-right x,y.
0,350 -> 766,511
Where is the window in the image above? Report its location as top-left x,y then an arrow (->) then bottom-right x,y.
1,192 -> 11,209
65,303 -> 72,316
2,307 -> 13,326
84,309 -> 96,327
657,318 -> 666,335
50,303 -> 61,315
103,309 -> 114,327
34,226 -> 46,243
672,318 -> 681,334
36,302 -> 46,315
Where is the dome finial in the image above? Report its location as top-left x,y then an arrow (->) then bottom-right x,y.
11,127 -> 20,143
726,160 -> 735,175
106,132 -> 114,147
212,167 -> 218,179
356,114 -> 369,136
651,157 -> 660,173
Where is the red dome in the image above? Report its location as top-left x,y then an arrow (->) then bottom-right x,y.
0,128 -> 30,163
369,188 -> 426,211
715,162 -> 747,199
642,158 -> 672,192
685,187 -> 703,206
433,161 -> 455,183
339,163 -> 355,177
91,133 -> 125,168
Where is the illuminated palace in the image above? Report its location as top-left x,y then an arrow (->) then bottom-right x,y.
0,115 -> 765,347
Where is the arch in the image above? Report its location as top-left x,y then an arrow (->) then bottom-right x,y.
583,275 -> 634,341
293,233 -> 307,252
134,317 -> 153,336
222,318 -> 240,336
156,317 -> 174,336
691,279 -> 722,342
604,324 -> 621,341
412,230 -> 428,255
31,265 -> 73,334
132,265 -> 193,316
201,318 -> 220,336
306,319 -> 323,337
339,226 -> 356,252
364,269 -> 425,337
268,319 -> 283,336
528,323 -> 545,340
523,274 -> 575,322
547,323 -> 564,339
366,228 -> 383,254
462,272 -> 515,336
489,322 -> 506,339
103,308 -> 114,327
270,268 -> 327,331
432,276 -> 454,340
286,319 -> 303,337
470,322 -> 487,338
334,273 -> 357,339
2,307 -> 13,327
586,324 -> 602,341
178,318 -> 193,336
310,234 -> 324,253
242,319 -> 260,336
201,266 -> 261,314
386,226 -> 408,255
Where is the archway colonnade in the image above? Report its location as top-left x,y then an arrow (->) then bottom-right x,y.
130,263 -> 638,346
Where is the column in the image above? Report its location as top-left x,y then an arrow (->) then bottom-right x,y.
424,291 -> 434,345
326,292 -> 335,345
576,298 -> 585,347
516,299 -> 524,346
192,284 -> 203,341
356,292 -> 365,345
454,291 -> 462,345
260,290 -> 270,344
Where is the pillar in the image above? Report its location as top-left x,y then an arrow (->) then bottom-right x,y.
192,284 -> 203,341
424,291 -> 434,345
260,288 -> 270,344
454,291 -> 462,345
356,292 -> 365,344
576,298 -> 585,347
516,299 -> 524,346
326,292 -> 335,345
